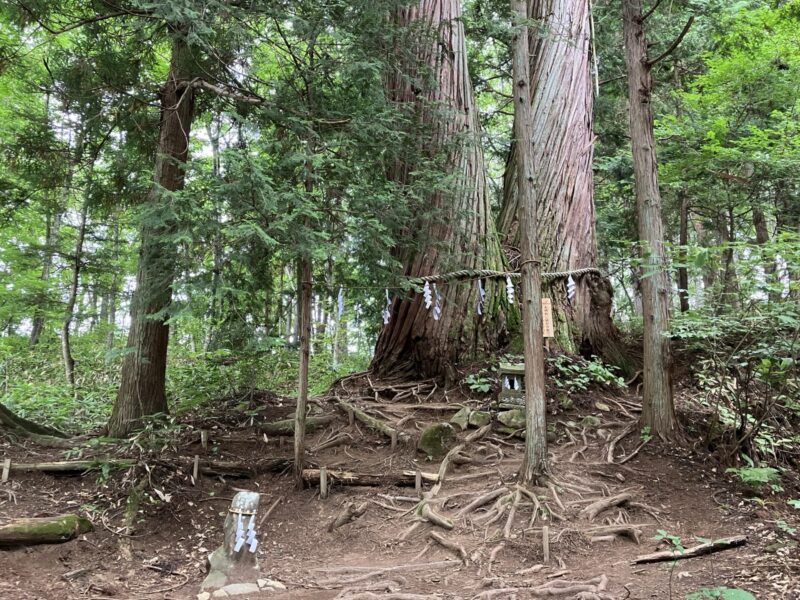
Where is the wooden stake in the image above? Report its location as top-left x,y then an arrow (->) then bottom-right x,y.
390,431 -> 398,450
542,525 -> 550,564
320,466 -> 328,499
1,458 -> 10,483
200,430 -> 208,451
192,455 -> 200,485
415,469 -> 422,498
347,409 -> 354,426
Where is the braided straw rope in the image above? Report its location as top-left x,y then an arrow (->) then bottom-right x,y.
409,267 -> 602,286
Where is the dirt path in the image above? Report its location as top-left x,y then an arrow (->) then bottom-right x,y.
1,390 -> 798,599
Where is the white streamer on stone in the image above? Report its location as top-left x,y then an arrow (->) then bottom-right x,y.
423,281 -> 433,309
567,274 -> 576,302
432,284 -> 442,321
506,275 -> 515,305
476,279 -> 486,316
233,513 -> 245,553
246,514 -> 257,553
382,289 -> 391,325
337,286 -> 345,318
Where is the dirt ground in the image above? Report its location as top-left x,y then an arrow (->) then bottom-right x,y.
1,380 -> 798,600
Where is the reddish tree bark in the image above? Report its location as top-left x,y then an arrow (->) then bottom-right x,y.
371,0 -> 507,381
498,0 -> 629,372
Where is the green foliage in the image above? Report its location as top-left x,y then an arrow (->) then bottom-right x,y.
548,355 -> 625,394
464,373 -> 493,394
726,465 -> 780,488
655,529 -> 686,554
686,588 -> 756,600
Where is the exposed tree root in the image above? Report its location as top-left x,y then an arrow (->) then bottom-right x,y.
428,531 -> 468,562
335,398 -> 409,444
328,501 -> 369,532
579,493 -> 632,520
529,574 -> 608,596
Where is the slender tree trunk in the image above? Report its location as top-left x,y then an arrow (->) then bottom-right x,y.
498,0 -> 628,371
718,206 -> 740,308
29,213 -> 61,348
622,0 -> 676,438
62,197 -> 89,387
370,0 -> 508,381
512,0 -> 548,483
294,255 -> 312,483
677,191 -> 690,312
106,216 -> 121,353
108,34 -> 195,437
752,204 -> 778,300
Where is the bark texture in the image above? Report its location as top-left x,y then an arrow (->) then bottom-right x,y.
498,0 -> 628,371
622,0 -> 676,437
512,0 -> 548,482
677,191 -> 690,312
370,0 -> 507,380
108,34 -> 195,437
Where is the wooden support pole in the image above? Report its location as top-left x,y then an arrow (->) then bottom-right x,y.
200,430 -> 208,450
542,525 -> 550,564
192,455 -> 200,485
1,458 -> 10,483
320,466 -> 328,499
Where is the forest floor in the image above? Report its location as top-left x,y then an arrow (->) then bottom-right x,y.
1,375 -> 798,600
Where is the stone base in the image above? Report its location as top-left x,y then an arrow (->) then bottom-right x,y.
197,578 -> 286,599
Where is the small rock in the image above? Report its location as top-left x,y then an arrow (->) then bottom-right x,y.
197,593 -> 211,600
221,582 -> 261,596
417,423 -> 456,458
468,410 -> 491,428
212,590 -> 230,599
258,578 -> 287,591
497,408 -> 526,430
450,407 -> 471,431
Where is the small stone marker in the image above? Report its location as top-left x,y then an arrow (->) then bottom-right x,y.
201,491 -> 261,592
2,458 -> 10,483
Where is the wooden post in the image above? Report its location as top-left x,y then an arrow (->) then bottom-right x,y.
347,409 -> 354,426
192,455 -> 200,485
200,430 -> 208,451
415,469 -> 422,498
320,466 -> 328,500
542,524 -> 550,564
1,458 -> 10,483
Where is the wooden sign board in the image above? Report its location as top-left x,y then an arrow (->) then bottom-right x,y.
541,298 -> 554,338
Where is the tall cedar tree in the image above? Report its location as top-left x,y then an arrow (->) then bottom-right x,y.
622,0 -> 676,438
371,0 -> 508,381
511,0 -> 549,482
108,33 -> 195,436
499,0 -> 629,372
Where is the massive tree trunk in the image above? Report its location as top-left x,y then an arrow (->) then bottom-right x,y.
370,0 -> 508,381
498,0 -> 629,372
107,34 -> 195,437
512,0 -> 548,483
622,0 -> 676,438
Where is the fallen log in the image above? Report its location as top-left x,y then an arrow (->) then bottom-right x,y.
6,457 -> 291,479
0,514 -> 93,547
260,415 -> 335,436
302,468 -> 437,488
7,459 -> 136,474
631,535 -> 747,565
